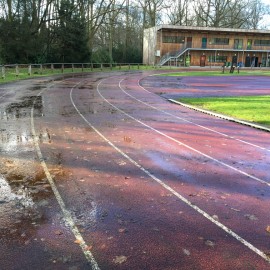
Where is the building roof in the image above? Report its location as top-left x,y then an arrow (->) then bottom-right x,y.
154,25 -> 270,35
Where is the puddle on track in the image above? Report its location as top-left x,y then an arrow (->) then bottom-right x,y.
0,173 -> 40,240
0,174 -> 34,206
0,157 -> 71,241
0,129 -> 51,152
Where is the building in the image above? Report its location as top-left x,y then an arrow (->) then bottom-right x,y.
143,25 -> 270,67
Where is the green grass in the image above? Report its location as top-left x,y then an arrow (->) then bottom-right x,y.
0,65 -> 162,84
177,95 -> 270,127
159,70 -> 270,77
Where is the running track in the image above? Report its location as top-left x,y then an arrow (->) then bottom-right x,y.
0,70 -> 270,269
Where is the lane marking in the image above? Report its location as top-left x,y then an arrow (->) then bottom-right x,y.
31,80 -> 100,270
98,79 -> 270,187
123,76 -> 270,152
0,92 -> 8,99
70,78 -> 270,264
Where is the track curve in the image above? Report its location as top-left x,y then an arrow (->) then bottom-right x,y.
0,71 -> 270,269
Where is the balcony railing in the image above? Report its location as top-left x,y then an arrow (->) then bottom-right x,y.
158,42 -> 270,66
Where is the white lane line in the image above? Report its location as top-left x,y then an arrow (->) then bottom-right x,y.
98,79 -> 270,187
70,78 -> 270,264
0,92 -> 8,99
31,81 -> 100,270
122,77 -> 270,152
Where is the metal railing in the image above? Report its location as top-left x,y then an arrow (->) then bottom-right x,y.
157,42 -> 270,66
158,46 -> 189,66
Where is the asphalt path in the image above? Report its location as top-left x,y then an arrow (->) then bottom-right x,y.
0,70 -> 270,269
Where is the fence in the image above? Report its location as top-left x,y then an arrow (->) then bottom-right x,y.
0,63 -> 153,81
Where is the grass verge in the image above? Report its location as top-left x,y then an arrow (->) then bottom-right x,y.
0,65 -> 174,84
177,95 -> 270,127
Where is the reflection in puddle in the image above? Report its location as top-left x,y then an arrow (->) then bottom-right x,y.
0,129 -> 51,152
0,96 -> 43,120
0,131 -> 30,144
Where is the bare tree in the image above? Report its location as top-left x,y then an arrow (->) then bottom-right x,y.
107,0 -> 125,62
192,0 -> 263,28
245,0 -> 268,29
138,0 -> 165,28
87,0 -> 115,61
166,0 -> 193,25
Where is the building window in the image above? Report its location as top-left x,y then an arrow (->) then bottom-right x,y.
254,40 -> 270,46
208,55 -> 228,62
234,39 -> 243,49
247,39 -> 252,49
209,38 -> 229,45
163,36 -> 185,43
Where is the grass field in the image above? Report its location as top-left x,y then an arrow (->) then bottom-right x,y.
177,96 -> 270,127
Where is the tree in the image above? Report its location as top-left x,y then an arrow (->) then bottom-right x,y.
138,0 -> 165,28
244,0 -> 268,29
166,0 -> 193,26
48,0 -> 89,63
193,0 -> 255,28
0,0 -> 269,64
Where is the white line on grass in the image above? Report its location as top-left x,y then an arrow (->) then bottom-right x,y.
70,78 -> 270,264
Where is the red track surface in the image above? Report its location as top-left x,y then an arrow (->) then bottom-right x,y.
0,70 -> 270,269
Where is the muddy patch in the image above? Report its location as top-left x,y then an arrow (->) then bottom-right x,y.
0,175 -> 33,206
0,160 -> 47,232
1,96 -> 43,119
78,85 -> 93,89
0,157 -> 71,242
0,159 -> 51,201
28,85 -> 47,92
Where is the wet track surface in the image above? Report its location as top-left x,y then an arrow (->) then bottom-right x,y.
0,70 -> 270,269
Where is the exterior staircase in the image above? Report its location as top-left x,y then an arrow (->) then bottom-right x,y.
158,46 -> 189,66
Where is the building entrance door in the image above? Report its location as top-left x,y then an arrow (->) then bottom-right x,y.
232,55 -> 237,66
251,57 -> 258,67
245,56 -> 251,67
200,55 -> 206,67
